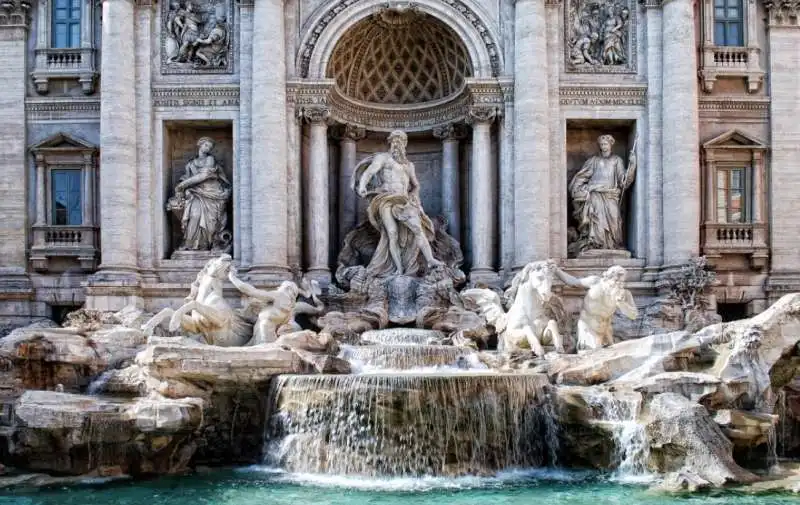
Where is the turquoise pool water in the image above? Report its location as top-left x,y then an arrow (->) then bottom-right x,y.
0,468 -> 795,505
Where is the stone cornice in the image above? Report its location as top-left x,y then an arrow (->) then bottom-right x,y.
0,0 -> 30,28
559,85 -> 647,106
764,0 -> 800,26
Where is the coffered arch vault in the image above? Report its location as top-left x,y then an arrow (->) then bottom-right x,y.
298,0 -> 503,79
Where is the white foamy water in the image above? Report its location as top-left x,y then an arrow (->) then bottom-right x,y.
239,466 -> 591,491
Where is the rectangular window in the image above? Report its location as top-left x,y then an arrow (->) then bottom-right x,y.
716,167 -> 748,223
52,0 -> 81,48
714,0 -> 744,46
51,169 -> 82,225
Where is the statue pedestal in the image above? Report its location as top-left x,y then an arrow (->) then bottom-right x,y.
577,249 -> 632,260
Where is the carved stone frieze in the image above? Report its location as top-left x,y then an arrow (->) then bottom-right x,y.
152,86 -> 240,107
327,85 -> 471,132
26,98 -> 100,121
0,0 -> 30,27
286,80 -> 334,107
559,85 -> 646,105
698,97 -> 770,121
298,0 -> 501,78
161,0 -> 233,74
565,0 -> 637,73
764,0 -> 800,26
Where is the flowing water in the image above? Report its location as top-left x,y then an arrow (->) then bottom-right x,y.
584,387 -> 652,482
263,372 -> 557,476
1,468 -> 796,505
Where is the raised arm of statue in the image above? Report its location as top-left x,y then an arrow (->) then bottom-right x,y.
554,267 -> 598,289
616,288 -> 638,320
357,155 -> 385,197
228,270 -> 276,302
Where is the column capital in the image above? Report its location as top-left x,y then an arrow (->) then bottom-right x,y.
467,105 -> 498,125
764,0 -> 800,27
301,105 -> 332,125
332,123 -> 366,142
0,0 -> 30,28
433,123 -> 469,141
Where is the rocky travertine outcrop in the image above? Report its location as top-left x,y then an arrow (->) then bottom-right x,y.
645,393 -> 758,490
7,391 -> 202,476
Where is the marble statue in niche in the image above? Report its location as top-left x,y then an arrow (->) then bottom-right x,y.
163,0 -> 231,72
568,134 -> 636,255
167,137 -> 232,253
353,130 -> 444,277
567,0 -> 631,71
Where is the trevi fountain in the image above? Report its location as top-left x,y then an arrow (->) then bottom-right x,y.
0,129 -> 799,505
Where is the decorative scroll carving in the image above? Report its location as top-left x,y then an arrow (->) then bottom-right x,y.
161,0 -> 233,74
565,0 -> 637,73
467,105 -> 498,124
298,0 -> 501,77
302,105 -> 332,124
432,123 -> 468,141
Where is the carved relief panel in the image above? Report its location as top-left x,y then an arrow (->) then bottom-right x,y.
161,0 -> 233,74
565,0 -> 637,73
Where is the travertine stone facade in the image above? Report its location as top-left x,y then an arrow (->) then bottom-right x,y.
0,0 -> 797,321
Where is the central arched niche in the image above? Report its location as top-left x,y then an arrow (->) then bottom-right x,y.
327,9 -> 474,105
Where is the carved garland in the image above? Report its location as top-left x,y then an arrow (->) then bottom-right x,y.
298,0 -> 501,78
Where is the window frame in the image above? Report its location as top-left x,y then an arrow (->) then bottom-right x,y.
715,164 -> 751,224
713,0 -> 745,47
49,166 -> 84,226
51,0 -> 83,49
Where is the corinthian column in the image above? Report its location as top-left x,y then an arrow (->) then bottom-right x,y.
97,0 -> 138,275
513,0 -> 550,267
250,0 -> 289,283
468,107 -> 497,281
766,6 -> 800,278
338,124 -> 365,244
661,0 -> 700,266
304,106 -> 331,284
433,123 -> 466,242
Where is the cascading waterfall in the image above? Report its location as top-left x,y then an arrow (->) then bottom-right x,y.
263,372 -> 557,477
585,388 -> 651,480
339,344 -> 479,371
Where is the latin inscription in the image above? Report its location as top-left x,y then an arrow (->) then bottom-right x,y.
154,97 -> 240,108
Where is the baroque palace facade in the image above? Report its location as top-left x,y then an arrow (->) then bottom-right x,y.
0,0 -> 798,323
